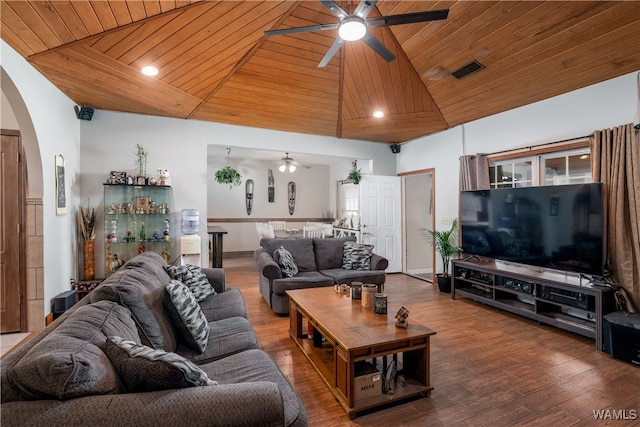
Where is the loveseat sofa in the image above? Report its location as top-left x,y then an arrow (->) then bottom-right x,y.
1,252 -> 307,427
255,236 -> 388,314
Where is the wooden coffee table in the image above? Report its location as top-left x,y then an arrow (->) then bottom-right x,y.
286,287 -> 436,418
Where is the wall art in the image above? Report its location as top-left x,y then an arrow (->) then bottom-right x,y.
268,169 -> 274,203
246,179 -> 254,215
288,181 -> 296,215
55,154 -> 66,215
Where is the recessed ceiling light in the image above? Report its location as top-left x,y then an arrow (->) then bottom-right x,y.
373,110 -> 384,118
141,65 -> 159,76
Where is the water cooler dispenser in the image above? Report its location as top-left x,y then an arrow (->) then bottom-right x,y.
180,209 -> 201,266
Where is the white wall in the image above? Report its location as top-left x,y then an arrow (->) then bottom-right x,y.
2,40 -> 81,314
81,111 -> 396,272
1,88 -> 19,128
398,70 -> 639,275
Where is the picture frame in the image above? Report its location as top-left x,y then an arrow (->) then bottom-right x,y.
135,196 -> 150,214
55,155 -> 66,215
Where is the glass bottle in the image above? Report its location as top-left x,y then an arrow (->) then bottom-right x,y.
139,221 -> 146,242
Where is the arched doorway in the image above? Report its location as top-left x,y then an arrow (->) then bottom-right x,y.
1,68 -> 45,331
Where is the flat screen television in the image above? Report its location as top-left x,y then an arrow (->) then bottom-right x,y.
460,183 -> 604,277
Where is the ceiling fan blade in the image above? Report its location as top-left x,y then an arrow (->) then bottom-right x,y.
318,37 -> 345,67
265,22 -> 339,37
354,0 -> 378,19
319,0 -> 349,20
361,32 -> 395,62
367,9 -> 449,28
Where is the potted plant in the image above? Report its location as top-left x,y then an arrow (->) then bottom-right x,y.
214,147 -> 242,189
214,165 -> 242,189
346,160 -> 362,184
135,144 -> 148,178
420,219 -> 462,292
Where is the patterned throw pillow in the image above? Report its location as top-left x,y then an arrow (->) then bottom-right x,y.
342,241 -> 374,270
273,246 -> 298,278
164,264 -> 216,302
104,336 -> 216,392
163,280 -> 210,353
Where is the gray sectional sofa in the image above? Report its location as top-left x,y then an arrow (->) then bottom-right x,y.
1,252 -> 307,427
255,236 -> 388,315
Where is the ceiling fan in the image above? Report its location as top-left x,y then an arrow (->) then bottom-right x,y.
264,0 -> 449,67
277,153 -> 311,173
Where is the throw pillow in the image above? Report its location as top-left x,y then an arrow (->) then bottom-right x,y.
104,336 -> 217,392
273,246 -> 298,277
342,241 -> 374,270
163,280 -> 210,353
164,264 -> 216,302
6,301 -> 136,401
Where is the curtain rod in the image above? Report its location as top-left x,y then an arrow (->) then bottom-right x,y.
488,134 -> 592,157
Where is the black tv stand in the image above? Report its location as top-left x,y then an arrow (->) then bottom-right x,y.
452,259 -> 616,351
460,255 -> 481,262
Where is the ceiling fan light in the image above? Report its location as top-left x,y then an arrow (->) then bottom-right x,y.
339,17 -> 366,41
289,164 -> 297,173
279,164 -> 286,173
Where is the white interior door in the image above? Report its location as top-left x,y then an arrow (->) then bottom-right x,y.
359,175 -> 402,273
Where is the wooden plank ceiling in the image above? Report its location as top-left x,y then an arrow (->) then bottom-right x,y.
2,1 -> 639,144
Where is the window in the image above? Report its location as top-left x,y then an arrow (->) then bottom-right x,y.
489,159 -> 534,188
489,145 -> 592,187
340,182 -> 359,227
541,148 -> 592,185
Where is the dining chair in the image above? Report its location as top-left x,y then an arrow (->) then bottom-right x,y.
255,222 -> 265,239
269,221 -> 286,232
303,225 -> 325,238
263,223 -> 275,238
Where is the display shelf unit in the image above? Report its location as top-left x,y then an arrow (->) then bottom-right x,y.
452,259 -> 616,351
103,184 -> 173,275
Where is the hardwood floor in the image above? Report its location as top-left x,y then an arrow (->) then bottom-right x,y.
224,255 -> 640,426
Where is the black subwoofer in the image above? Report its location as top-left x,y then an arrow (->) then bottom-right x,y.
53,290 -> 78,319
602,311 -> 640,365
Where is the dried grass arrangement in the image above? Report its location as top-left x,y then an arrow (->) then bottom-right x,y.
79,206 -> 96,241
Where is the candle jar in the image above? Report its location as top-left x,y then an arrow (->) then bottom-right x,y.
351,282 -> 362,300
374,293 -> 387,314
362,284 -> 377,308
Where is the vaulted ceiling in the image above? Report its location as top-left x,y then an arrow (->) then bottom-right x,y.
2,1 -> 639,144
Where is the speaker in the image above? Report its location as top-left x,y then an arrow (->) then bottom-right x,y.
390,143 -> 401,154
603,311 -> 640,365
74,105 -> 94,121
53,290 -> 77,318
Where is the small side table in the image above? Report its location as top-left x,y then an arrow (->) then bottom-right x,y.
207,225 -> 228,268
71,279 -> 103,300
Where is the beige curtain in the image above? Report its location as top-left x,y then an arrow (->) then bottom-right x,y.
459,154 -> 490,191
590,123 -> 640,311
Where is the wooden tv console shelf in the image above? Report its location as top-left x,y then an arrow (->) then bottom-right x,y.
451,259 -> 616,351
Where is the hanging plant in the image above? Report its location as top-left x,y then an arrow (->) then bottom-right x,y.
214,147 -> 242,189
346,160 -> 362,184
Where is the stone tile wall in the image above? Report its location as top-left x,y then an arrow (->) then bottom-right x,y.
25,198 -> 44,331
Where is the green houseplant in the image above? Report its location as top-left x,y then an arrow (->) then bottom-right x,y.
214,165 -> 242,189
346,160 -> 362,184
135,144 -> 148,177
420,218 -> 462,292
214,147 -> 242,189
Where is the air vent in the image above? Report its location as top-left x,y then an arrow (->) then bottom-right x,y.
451,60 -> 484,80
